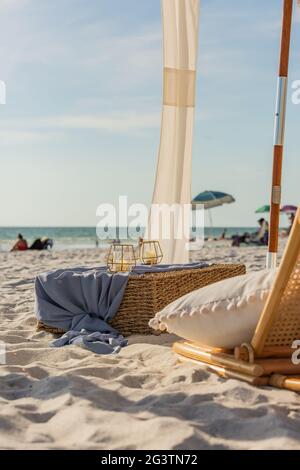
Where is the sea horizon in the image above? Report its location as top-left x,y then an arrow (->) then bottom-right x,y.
0,225 -> 271,252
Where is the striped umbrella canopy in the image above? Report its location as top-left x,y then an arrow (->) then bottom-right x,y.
255,205 -> 270,214
192,191 -> 235,210
280,205 -> 297,214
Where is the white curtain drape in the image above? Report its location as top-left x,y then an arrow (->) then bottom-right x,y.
147,0 -> 200,264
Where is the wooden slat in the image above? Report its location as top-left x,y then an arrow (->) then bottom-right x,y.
252,208 -> 300,355
173,341 -> 264,377
256,359 -> 300,375
258,346 -> 294,358
177,355 -> 269,386
269,374 -> 300,392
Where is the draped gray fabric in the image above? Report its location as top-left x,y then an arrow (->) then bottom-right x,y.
35,262 -> 207,354
35,267 -> 128,333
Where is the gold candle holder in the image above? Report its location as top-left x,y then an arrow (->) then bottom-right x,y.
140,240 -> 163,265
107,243 -> 137,273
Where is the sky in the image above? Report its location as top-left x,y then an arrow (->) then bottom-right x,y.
0,0 -> 299,227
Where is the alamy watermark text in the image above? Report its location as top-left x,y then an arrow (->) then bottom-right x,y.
292,80 -> 300,105
0,80 -> 6,104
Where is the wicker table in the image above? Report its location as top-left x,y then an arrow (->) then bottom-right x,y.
110,263 -> 246,336
37,263 -> 246,337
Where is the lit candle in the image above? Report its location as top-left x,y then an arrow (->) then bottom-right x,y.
145,250 -> 157,264
114,262 -> 121,272
114,258 -> 130,272
121,259 -> 129,272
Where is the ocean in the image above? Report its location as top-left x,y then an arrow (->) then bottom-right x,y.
0,226 -> 259,252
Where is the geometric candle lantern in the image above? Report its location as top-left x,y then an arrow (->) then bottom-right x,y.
140,240 -> 163,265
107,243 -> 137,272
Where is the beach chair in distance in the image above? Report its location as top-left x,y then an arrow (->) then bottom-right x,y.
173,207 -> 300,392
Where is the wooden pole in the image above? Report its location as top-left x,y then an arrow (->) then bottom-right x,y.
178,356 -> 269,386
173,341 -> 264,377
269,374 -> 300,392
267,0 -> 294,269
236,345 -> 294,361
256,358 -> 300,375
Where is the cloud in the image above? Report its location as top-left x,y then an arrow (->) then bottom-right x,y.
295,6 -> 300,23
0,0 -> 30,10
0,108 -> 228,140
44,112 -> 161,132
76,27 -> 162,92
0,130 -> 50,144
195,2 -> 283,80
0,2 -> 162,90
1,111 -> 161,135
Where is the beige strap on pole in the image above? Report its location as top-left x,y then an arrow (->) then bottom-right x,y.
163,67 -> 196,107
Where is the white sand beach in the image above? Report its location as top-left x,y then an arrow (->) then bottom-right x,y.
1,241 -> 300,450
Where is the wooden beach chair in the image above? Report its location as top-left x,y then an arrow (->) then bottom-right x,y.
173,207 -> 300,392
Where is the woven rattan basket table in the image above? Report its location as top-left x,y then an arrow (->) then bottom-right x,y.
37,263 -> 246,337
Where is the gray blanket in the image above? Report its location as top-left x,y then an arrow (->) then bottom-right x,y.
51,329 -> 128,355
35,262 -> 208,354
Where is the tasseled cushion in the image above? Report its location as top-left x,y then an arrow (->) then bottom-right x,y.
149,269 -> 276,349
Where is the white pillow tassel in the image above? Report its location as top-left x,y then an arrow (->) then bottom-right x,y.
166,312 -> 177,320
246,293 -> 257,303
189,307 -> 198,317
180,309 -> 188,319
200,306 -> 209,315
159,322 -> 168,332
237,298 -> 247,309
226,300 -> 235,311
260,290 -> 269,301
148,318 -> 159,329
212,302 -> 222,313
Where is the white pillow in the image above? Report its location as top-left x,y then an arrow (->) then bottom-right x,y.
149,269 -> 276,349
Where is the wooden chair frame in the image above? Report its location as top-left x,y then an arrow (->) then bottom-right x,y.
173,208 -> 300,392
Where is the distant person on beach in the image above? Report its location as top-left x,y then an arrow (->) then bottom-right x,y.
281,213 -> 295,238
10,233 -> 28,252
231,232 -> 251,247
287,213 -> 295,235
219,228 -> 227,240
252,218 -> 269,245
29,237 -> 53,250
232,219 -> 269,247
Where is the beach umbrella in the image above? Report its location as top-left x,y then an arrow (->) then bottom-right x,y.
192,191 -> 235,210
192,190 -> 235,230
255,205 -> 270,214
280,205 -> 297,214
267,0 -> 295,268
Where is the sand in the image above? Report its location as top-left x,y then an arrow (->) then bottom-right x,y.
1,240 -> 300,450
